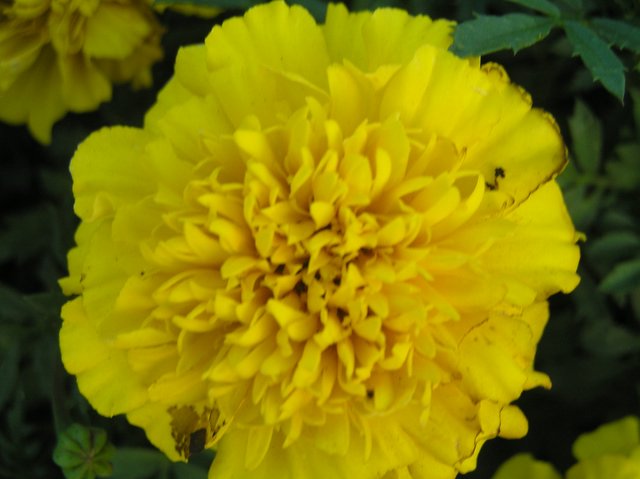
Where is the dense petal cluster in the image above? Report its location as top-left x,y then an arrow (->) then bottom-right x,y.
59,2 -> 581,478
493,417 -> 640,479
0,0 -> 163,143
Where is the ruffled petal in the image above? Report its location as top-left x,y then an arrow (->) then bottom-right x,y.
84,2 -> 152,59
0,46 -> 65,143
481,180 -> 581,299
71,126 -> 155,221
323,3 -> 454,71
60,298 -> 149,416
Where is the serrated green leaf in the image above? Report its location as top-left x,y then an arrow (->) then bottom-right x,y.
568,100 -> 602,173
591,18 -> 640,53
600,257 -> 640,294
451,14 -> 555,57
507,0 -> 561,17
563,20 -> 626,101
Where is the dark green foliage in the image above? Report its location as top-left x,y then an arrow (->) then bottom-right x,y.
450,14 -> 556,56
53,424 -> 116,479
563,20 -> 625,101
1,1 -> 639,479
507,0 -> 561,17
450,0 -> 640,102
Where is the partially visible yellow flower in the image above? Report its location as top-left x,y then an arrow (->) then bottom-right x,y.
59,2 -> 581,478
568,416 -> 640,479
492,417 -> 640,479
493,453 -> 562,479
0,0 -> 163,143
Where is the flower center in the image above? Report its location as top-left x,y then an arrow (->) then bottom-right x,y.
138,92 -> 499,456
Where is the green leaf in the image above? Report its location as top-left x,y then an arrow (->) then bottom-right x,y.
555,0 -> 582,11
172,462 -> 208,479
563,185 -> 602,231
606,143 -> 640,191
571,268 -> 611,323
588,231 -> 640,265
581,317 -> 640,357
54,424 -> 115,479
591,18 -> 640,53
600,257 -> 640,294
507,0 -> 561,17
111,448 -> 168,479
563,20 -> 626,101
601,209 -> 637,230
568,100 -> 602,173
451,14 -> 555,57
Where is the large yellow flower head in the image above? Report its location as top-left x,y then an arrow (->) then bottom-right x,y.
59,2 -> 581,478
493,417 -> 640,479
0,0 -> 163,143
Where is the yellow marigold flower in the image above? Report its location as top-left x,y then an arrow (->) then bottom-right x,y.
0,0 -> 163,143
493,453 -> 562,479
59,2 -> 581,478
568,416 -> 640,479
493,417 -> 640,479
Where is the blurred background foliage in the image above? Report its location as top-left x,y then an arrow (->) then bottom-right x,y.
0,0 -> 639,478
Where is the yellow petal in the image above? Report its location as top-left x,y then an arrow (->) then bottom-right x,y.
84,3 -> 151,59
0,47 -> 65,143
71,126 -> 154,221
482,180 -> 581,298
323,4 -> 454,72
